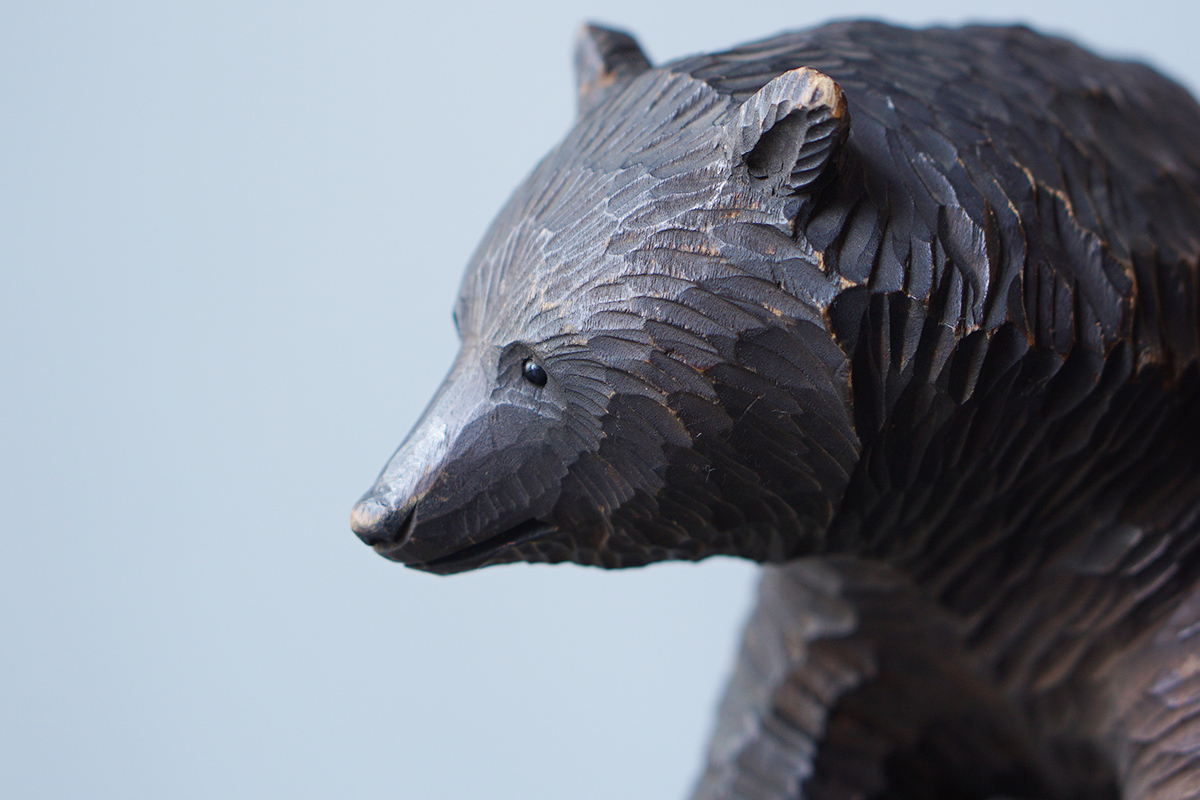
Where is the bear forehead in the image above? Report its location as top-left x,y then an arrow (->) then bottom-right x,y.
454,69 -> 766,345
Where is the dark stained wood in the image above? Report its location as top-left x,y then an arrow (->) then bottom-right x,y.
352,21 -> 1200,800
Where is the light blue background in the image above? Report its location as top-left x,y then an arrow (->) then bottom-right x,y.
4,2 -> 1198,798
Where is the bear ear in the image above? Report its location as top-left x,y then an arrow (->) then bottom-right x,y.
726,67 -> 850,196
574,23 -> 652,116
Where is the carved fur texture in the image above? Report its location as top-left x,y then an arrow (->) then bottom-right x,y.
352,21 -> 1200,800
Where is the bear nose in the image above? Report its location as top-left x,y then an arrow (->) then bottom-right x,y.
350,496 -> 416,549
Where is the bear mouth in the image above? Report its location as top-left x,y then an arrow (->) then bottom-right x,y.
411,519 -> 555,575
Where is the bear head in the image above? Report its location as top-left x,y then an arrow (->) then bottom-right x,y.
351,25 -> 860,574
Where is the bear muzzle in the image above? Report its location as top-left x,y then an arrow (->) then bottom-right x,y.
350,494 -> 416,551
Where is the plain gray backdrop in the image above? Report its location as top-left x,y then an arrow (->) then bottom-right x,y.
4,1 -> 1199,798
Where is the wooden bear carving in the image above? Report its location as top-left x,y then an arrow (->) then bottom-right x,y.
352,21 -> 1200,800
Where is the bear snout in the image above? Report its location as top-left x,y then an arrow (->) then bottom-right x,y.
350,495 -> 416,551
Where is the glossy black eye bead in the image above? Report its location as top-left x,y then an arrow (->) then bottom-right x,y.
522,358 -> 548,387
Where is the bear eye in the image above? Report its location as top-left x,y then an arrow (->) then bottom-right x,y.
522,358 -> 548,387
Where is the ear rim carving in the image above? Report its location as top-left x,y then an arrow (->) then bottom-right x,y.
725,67 -> 850,197
574,23 -> 652,116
